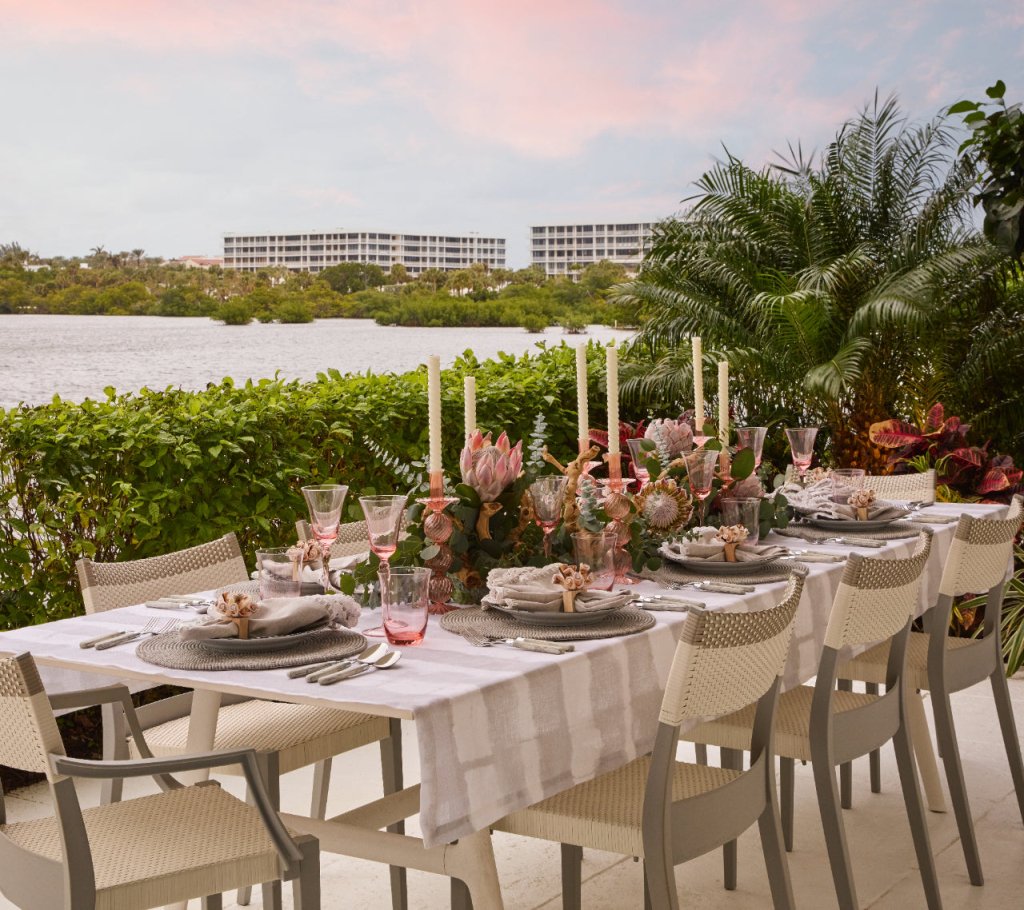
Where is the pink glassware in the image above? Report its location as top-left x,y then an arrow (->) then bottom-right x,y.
626,438 -> 653,488
380,566 -> 431,646
359,494 -> 408,637
684,449 -> 720,525
530,475 -> 567,558
301,484 -> 348,588
572,532 -> 616,591
735,426 -> 768,469
785,427 -> 819,480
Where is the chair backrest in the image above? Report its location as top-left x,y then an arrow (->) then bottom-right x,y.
76,533 -> 248,614
658,569 -> 805,726
0,653 -> 65,782
823,530 -> 933,651
295,518 -> 371,559
866,470 -> 936,504
938,495 -> 1023,598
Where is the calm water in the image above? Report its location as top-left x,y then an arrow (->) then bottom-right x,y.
0,315 -> 633,408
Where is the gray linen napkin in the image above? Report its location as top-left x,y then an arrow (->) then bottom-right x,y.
813,500 -> 909,521
485,564 -> 632,613
180,595 -> 360,641
660,541 -> 789,563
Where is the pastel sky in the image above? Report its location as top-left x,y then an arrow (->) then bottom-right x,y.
1,1 -> 1022,267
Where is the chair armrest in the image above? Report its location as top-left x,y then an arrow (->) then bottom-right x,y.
51,749 -> 305,871
48,684 -> 132,712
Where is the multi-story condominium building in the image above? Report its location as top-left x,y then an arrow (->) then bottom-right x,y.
529,221 -> 657,276
223,230 -> 506,275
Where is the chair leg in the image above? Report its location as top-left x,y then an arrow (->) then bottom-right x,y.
867,683 -> 882,794
643,867 -> 653,910
758,774 -> 796,910
837,680 -> 854,810
990,666 -> 1024,824
931,684 -> 984,885
239,753 -> 283,907
310,758 -> 332,819
780,758 -> 795,853
382,719 -> 409,910
907,689 -> 945,813
893,723 -> 942,910
201,896 -> 223,910
100,701 -> 127,805
292,835 -> 321,910
695,743 -> 708,765
812,760 -> 859,910
561,843 -> 583,910
451,878 -> 472,910
721,747 -> 741,890
643,841 -> 679,910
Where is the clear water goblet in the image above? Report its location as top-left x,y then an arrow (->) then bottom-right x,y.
684,449 -> 720,526
359,494 -> 408,637
721,498 -> 762,546
530,475 -> 567,558
785,428 -> 819,482
831,468 -> 866,504
302,484 -> 348,589
735,426 -> 768,469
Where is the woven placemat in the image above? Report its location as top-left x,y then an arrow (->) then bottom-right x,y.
218,581 -> 260,597
778,521 -> 923,543
646,560 -> 795,587
136,627 -> 367,671
441,606 -> 656,642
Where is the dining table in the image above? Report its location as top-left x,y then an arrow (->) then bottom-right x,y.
0,501 -> 1006,909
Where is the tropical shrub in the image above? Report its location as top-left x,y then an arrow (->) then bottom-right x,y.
617,95 -> 1018,468
0,345 -> 609,629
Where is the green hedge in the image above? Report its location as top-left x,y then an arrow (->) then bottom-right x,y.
0,345 -> 608,628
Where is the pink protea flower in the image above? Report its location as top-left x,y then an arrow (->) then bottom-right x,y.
460,430 -> 524,501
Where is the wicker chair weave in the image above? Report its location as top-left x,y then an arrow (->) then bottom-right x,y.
0,654 -> 65,779
939,496 -> 1023,597
77,534 -> 247,613
659,571 -> 804,726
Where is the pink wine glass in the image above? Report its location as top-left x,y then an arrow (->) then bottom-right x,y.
735,426 -> 768,469
785,427 -> 819,481
530,475 -> 567,558
301,484 -> 348,588
684,449 -> 719,525
360,494 -> 408,637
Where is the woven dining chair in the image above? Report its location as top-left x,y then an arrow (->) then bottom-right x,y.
782,466 -> 936,504
839,495 -> 1024,886
493,570 -> 806,910
296,518 -> 373,559
0,652 -> 320,910
76,533 -> 406,910
686,532 -> 941,910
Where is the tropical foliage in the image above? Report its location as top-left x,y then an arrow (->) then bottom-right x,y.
616,94 -> 1022,468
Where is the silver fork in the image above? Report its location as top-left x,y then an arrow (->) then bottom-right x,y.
95,618 -> 179,650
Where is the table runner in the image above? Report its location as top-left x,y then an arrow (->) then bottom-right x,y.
0,503 -> 1002,848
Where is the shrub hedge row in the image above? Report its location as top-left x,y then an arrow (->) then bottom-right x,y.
0,344 -> 607,628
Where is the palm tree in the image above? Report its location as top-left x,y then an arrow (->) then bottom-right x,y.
618,94 -> 1011,468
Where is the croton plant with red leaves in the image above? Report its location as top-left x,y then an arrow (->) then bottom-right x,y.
869,403 -> 1023,502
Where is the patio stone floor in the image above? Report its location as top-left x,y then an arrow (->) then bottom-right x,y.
3,676 -> 1022,908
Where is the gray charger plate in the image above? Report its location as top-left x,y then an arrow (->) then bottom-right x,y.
483,601 -> 624,627
660,552 -> 780,575
806,515 -> 908,532
198,621 -> 331,653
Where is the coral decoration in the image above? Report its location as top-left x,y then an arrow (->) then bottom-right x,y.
634,479 -> 692,533
848,488 -> 876,509
212,591 -> 258,618
287,539 -> 325,563
552,563 -> 593,591
460,429 -> 524,501
715,524 -> 750,545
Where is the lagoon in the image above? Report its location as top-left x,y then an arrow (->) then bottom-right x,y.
0,315 -> 633,408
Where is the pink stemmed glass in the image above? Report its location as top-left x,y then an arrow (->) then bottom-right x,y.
359,494 -> 408,637
301,484 -> 348,588
736,426 -> 768,469
785,427 -> 819,482
530,475 -> 567,558
626,438 -> 653,488
684,449 -> 720,526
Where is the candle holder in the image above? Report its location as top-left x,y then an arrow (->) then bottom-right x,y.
600,453 -> 636,585
417,472 -> 460,614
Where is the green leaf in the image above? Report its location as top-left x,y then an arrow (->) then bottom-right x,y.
639,438 -> 656,451
337,573 -> 356,595
947,100 -> 980,114
645,557 -> 662,572
986,80 -> 1006,100
420,544 -> 440,561
731,447 -> 755,480
455,483 -> 481,507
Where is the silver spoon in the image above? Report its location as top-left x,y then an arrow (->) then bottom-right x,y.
319,650 -> 402,684
291,642 -> 389,680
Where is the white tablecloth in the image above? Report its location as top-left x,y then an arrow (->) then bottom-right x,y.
0,502 -> 1002,847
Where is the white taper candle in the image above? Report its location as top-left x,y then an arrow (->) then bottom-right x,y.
427,355 -> 443,473
692,336 -> 704,431
463,375 -> 476,438
718,360 -> 729,447
606,343 -> 620,455
575,343 -> 589,445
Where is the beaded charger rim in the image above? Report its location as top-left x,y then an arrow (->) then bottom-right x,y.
441,605 -> 656,642
777,522 -> 922,542
646,561 -> 796,586
136,627 -> 367,671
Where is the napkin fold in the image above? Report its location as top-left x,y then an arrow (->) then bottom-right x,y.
180,595 -> 361,641
485,564 -> 630,613
660,540 -> 789,563
813,501 -> 910,522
